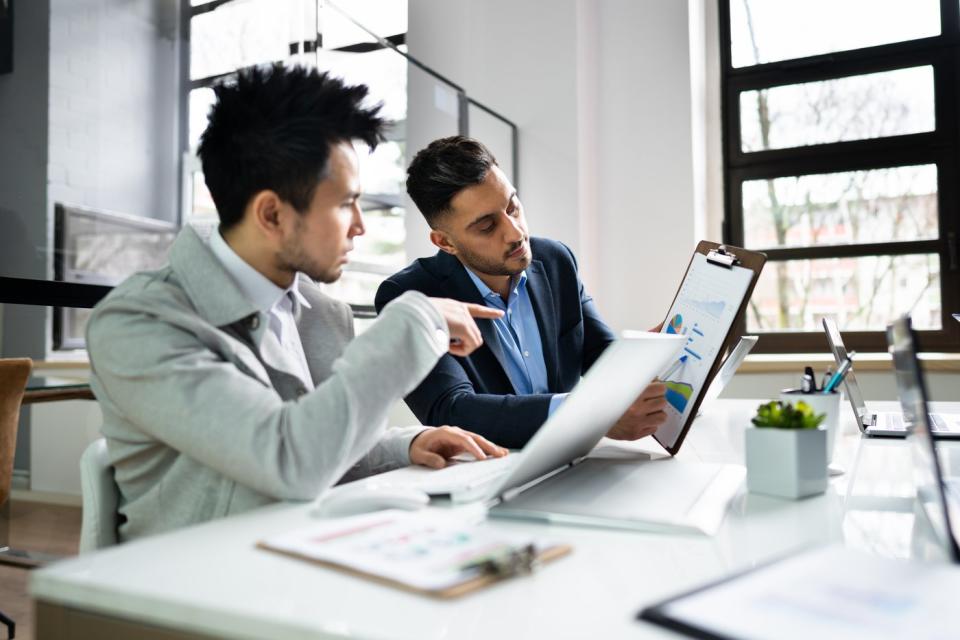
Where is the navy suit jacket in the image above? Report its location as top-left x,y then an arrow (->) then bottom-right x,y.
374,237 -> 617,448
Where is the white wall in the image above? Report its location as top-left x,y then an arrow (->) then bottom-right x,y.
30,381 -> 102,497
408,0 -> 704,333
406,0 -> 581,261
591,0 -> 701,331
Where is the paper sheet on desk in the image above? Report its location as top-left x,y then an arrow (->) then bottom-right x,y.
258,510 -> 568,594
646,546 -> 960,640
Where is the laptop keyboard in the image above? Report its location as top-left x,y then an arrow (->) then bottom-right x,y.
419,455 -> 515,493
881,413 -> 948,431
372,454 -> 517,497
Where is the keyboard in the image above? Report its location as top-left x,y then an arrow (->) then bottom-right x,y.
879,413 -> 948,432
415,455 -> 517,495
368,454 -> 518,499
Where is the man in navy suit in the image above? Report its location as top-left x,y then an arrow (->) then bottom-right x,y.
375,136 -> 667,448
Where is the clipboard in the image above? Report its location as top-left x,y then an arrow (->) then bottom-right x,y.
636,547 -> 796,639
653,242 -> 766,456
256,510 -> 572,599
636,545 -> 960,639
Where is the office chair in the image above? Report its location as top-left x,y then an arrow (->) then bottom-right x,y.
0,357 -> 33,640
79,438 -> 119,552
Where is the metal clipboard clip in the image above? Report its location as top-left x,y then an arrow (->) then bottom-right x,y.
461,543 -> 540,578
706,245 -> 740,268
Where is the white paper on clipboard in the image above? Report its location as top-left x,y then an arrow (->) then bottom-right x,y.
655,253 -> 753,450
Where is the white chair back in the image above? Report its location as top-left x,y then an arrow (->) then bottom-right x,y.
79,438 -> 119,552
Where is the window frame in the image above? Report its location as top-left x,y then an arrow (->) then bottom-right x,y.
181,0 -> 415,313
719,0 -> 960,353
180,0 -> 520,313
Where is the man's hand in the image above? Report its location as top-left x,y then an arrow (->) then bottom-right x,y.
428,298 -> 504,357
409,426 -> 509,469
606,382 -> 669,441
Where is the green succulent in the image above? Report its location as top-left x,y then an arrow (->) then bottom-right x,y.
751,400 -> 826,430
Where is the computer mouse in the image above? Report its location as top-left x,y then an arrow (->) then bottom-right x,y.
316,484 -> 431,518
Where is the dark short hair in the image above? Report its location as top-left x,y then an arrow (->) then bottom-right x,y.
406,136 -> 498,227
198,64 -> 386,230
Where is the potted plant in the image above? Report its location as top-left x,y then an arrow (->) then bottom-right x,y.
745,400 -> 828,499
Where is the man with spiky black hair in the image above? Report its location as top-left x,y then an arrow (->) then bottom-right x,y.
87,65 -> 505,542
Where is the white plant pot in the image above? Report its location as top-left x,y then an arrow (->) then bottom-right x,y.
745,427 -> 827,499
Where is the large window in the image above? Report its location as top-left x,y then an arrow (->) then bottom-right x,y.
720,0 -> 960,353
183,0 -> 518,311
184,0 -> 411,310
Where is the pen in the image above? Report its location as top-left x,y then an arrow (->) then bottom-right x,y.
820,369 -> 832,391
660,355 -> 688,381
802,366 -> 816,393
823,351 -> 856,394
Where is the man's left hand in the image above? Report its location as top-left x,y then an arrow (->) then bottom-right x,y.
606,382 -> 668,441
409,426 -> 508,469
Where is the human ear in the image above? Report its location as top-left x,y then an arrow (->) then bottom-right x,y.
430,229 -> 457,256
249,190 -> 284,239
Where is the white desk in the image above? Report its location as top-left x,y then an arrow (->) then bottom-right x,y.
30,399 -> 960,639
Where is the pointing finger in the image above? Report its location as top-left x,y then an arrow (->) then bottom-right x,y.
464,303 -> 504,319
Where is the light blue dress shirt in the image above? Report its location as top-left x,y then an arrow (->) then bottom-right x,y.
209,230 -> 315,389
464,268 -> 566,415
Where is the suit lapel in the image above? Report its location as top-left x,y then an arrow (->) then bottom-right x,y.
526,260 -> 560,390
438,252 -> 516,393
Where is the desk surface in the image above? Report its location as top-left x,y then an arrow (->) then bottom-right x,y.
30,399 -> 960,640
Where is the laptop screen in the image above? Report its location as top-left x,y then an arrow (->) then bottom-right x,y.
822,318 -> 868,422
888,316 -> 960,562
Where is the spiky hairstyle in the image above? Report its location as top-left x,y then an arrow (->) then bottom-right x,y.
198,64 -> 386,229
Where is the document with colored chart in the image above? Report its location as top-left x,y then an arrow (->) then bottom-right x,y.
656,253 -> 753,450
257,510 -> 571,598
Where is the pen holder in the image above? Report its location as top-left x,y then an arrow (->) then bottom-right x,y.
780,390 -> 841,465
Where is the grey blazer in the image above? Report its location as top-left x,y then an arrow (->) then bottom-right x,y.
87,226 -> 447,542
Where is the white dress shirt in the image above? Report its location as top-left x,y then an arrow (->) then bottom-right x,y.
208,230 -> 315,389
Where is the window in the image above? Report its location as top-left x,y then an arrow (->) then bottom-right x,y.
720,0 -> 960,353
183,0 -> 411,310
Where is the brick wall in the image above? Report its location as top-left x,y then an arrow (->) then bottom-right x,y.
48,0 -> 180,222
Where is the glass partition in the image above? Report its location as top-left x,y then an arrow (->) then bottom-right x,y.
1,0 -> 519,359
467,99 -> 517,186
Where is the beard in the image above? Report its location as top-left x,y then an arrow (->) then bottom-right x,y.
455,238 -> 531,277
276,218 -> 342,284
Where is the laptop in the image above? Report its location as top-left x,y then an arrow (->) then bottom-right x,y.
887,316 -> 960,561
369,333 -> 747,535
822,318 -> 960,438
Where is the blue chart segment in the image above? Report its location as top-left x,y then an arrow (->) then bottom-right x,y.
661,315 -> 705,413
667,314 -> 683,334
665,381 -> 693,413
